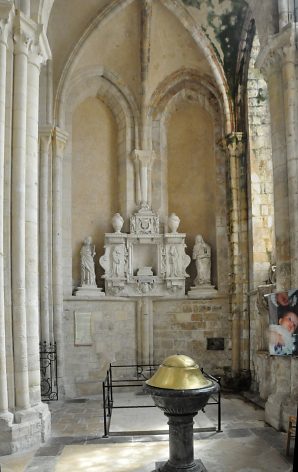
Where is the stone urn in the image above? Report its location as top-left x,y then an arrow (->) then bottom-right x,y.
145,354 -> 219,472
168,213 -> 180,233
111,213 -> 124,233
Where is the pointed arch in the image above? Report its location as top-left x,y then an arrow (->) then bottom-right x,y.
60,65 -> 140,292
160,0 -> 233,134
54,0 -> 136,126
146,68 -> 229,291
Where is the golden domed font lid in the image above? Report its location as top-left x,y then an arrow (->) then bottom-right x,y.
146,354 -> 212,390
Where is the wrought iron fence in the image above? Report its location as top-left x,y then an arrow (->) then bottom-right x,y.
102,363 -> 158,437
39,341 -> 58,401
102,363 -> 221,438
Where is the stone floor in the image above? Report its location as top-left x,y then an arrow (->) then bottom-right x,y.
0,391 -> 295,472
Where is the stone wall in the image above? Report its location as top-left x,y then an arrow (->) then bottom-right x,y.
167,100 -> 216,287
154,297 -> 231,373
63,299 -> 137,398
255,353 -> 298,431
72,97 -> 118,287
63,295 -> 231,398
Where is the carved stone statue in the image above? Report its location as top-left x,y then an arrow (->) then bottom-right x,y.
169,245 -> 180,277
112,245 -> 123,277
193,235 -> 211,285
80,236 -> 96,286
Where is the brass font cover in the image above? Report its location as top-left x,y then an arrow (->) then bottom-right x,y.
146,354 -> 212,390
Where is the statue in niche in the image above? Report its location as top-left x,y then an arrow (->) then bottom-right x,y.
169,245 -> 180,277
80,236 -> 96,286
161,247 -> 167,276
112,245 -> 123,277
193,235 -> 211,285
124,247 -> 129,276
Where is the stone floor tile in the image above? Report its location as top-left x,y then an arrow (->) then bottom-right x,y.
1,393 -> 295,472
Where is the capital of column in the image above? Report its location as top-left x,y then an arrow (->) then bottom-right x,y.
0,1 -> 14,47
13,9 -> 51,62
53,127 -> 68,157
39,126 -> 53,152
219,133 -> 246,158
28,42 -> 44,69
256,23 -> 296,79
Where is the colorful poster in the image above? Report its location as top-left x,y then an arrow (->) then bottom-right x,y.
268,290 -> 298,356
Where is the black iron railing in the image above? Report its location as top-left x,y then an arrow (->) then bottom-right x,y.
39,341 -> 58,401
201,368 -> 222,432
102,363 -> 221,437
102,363 -> 158,437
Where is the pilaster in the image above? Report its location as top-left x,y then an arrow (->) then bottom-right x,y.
52,127 -> 68,394
140,0 -> 153,149
137,297 -> 153,365
39,127 -> 53,343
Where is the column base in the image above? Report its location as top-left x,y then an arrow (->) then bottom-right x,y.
154,459 -> 207,472
0,411 -> 14,426
0,402 -> 51,455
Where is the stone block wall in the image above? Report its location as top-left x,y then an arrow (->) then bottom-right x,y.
62,295 -> 231,398
63,299 -> 137,398
255,354 -> 297,431
153,297 -> 231,375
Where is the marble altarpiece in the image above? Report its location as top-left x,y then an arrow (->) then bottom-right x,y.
98,207 -> 191,297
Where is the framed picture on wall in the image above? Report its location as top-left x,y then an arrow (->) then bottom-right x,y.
268,290 -> 298,356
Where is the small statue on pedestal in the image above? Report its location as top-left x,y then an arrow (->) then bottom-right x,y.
80,236 -> 96,286
193,234 -> 211,286
112,245 -> 122,277
169,245 -> 180,277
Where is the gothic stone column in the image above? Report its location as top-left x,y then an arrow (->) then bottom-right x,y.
26,39 -> 50,405
224,133 -> 249,374
11,12 -> 31,411
0,0 -> 13,425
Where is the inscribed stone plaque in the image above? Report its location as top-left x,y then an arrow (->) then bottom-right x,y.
75,312 -> 92,346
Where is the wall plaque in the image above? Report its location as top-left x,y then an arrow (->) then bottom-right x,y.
207,337 -> 224,350
75,312 -> 92,346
